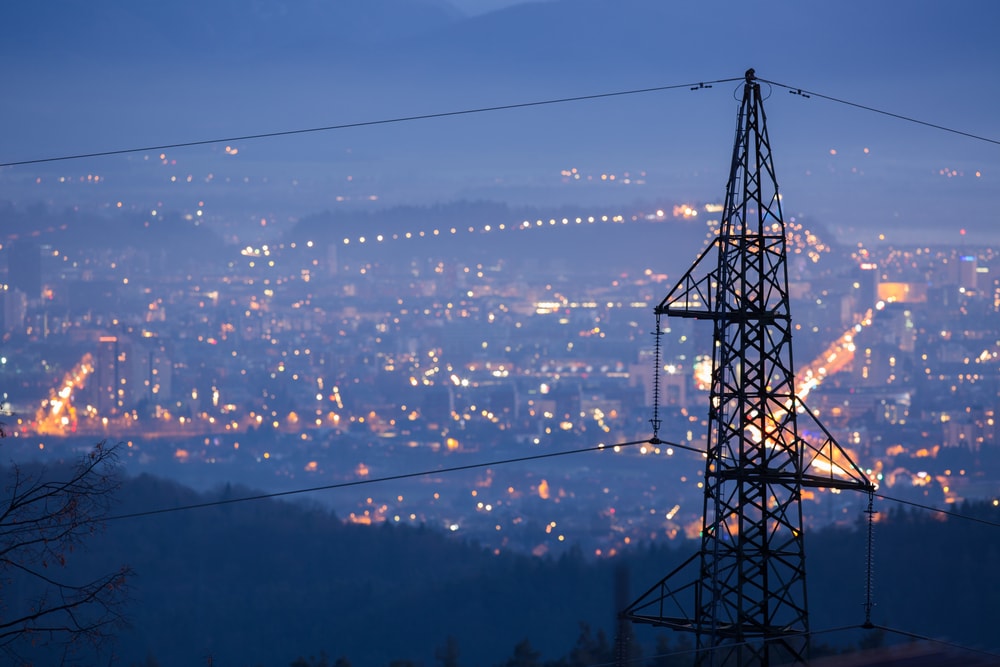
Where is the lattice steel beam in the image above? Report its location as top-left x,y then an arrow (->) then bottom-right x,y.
624,69 -> 873,667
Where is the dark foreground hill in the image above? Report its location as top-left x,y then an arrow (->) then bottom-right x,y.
8,469 -> 1000,666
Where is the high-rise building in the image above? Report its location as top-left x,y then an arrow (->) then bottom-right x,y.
959,254 -> 978,292
92,335 -> 126,415
855,261 -> 879,310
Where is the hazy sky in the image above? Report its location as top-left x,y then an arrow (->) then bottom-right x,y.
1,0 -> 998,243
450,0 -> 540,15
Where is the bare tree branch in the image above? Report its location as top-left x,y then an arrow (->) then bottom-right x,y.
0,441 -> 131,662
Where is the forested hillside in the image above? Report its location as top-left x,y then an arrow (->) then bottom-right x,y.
8,469 -> 999,666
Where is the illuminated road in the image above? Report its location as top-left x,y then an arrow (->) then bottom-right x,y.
797,302 -> 885,401
32,353 -> 93,435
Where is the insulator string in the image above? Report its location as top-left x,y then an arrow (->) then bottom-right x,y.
863,490 -> 877,628
649,313 -> 663,440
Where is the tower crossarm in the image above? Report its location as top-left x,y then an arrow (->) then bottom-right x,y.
656,242 -> 720,317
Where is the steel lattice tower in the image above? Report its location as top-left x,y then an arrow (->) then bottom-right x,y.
623,70 -> 873,666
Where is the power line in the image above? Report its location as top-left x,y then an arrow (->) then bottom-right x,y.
761,77 -> 1000,146
97,428 -> 1000,531
5,75 -> 996,170
102,437 -> 701,523
874,492 -> 1000,529
0,78 -> 741,168
874,624 -> 1000,662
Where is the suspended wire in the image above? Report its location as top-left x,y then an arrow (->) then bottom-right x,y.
874,492 -> 1000,529
93,428 -> 999,529
4,74 -> 997,169
101,437 -> 705,523
761,77 -> 1000,146
0,77 -> 741,168
874,624 -> 1000,661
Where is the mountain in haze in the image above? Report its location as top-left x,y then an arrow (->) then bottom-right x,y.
3,0 -> 996,237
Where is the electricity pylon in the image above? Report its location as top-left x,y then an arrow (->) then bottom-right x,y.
623,69 -> 874,666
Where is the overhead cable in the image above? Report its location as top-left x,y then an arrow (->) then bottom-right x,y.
0,78 -> 742,168
5,74 -> 997,169
761,77 -> 1000,146
874,624 -> 1000,661
102,437 -> 699,522
874,492 -> 1000,529
97,433 -> 999,531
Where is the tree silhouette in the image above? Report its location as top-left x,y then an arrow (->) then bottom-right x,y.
645,633 -> 695,667
499,638 -> 541,667
290,651 -> 330,666
435,635 -> 460,667
565,622 -> 612,666
0,440 -> 130,661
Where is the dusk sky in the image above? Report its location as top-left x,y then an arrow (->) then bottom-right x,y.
2,0 -> 998,242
